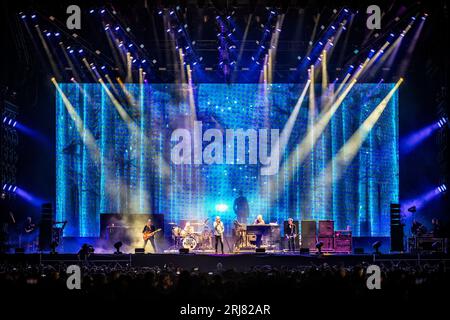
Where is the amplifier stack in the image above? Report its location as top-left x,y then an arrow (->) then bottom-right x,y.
318,220 -> 334,252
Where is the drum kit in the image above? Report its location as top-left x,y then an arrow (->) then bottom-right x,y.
169,219 -> 213,251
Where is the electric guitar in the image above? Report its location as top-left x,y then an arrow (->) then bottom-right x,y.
143,228 -> 161,241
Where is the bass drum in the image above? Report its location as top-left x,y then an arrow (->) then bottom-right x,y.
182,236 -> 197,250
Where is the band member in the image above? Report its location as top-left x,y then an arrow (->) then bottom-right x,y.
233,190 -> 249,223
143,219 -> 157,253
432,218 -> 442,237
411,219 -> 425,236
213,216 -> 224,254
24,217 -> 36,233
285,218 -> 297,252
184,221 -> 194,234
254,215 -> 265,248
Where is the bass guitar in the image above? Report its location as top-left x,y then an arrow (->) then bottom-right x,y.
143,228 -> 162,241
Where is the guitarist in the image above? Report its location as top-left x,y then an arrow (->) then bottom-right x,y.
143,219 -> 157,253
285,218 -> 297,252
213,216 -> 225,254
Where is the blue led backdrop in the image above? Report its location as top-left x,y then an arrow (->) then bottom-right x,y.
56,83 -> 398,237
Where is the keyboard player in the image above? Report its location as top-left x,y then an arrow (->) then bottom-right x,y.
253,215 -> 265,248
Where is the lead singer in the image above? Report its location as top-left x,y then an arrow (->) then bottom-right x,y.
213,216 -> 224,254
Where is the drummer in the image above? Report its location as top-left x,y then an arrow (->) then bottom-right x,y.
184,221 -> 195,234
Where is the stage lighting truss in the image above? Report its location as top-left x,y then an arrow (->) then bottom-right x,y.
1,101 -> 18,195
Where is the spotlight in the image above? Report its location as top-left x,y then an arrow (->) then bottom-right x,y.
78,49 -> 83,54
115,26 -> 119,31
437,117 -> 448,128
372,241 -> 382,254
100,9 -> 106,14
215,204 -> 228,212
113,241 -> 123,254
31,14 -> 36,19
438,184 -> 447,193
315,241 -> 323,254
89,9 -> 94,14
69,49 -> 74,54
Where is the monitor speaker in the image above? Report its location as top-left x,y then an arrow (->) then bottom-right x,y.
179,248 -> 189,254
299,248 -> 310,254
135,248 -> 145,254
255,248 -> 266,253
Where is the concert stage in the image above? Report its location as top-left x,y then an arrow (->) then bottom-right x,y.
2,252 -> 449,271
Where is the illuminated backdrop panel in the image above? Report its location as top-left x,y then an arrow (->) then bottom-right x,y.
56,83 -> 398,237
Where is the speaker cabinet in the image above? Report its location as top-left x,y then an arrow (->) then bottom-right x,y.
301,236 -> 316,250
335,230 -> 352,253
390,203 -> 404,252
39,203 -> 53,251
319,220 -> 334,236
318,236 -> 334,251
301,220 -> 316,237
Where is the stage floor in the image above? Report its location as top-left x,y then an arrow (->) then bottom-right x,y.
2,252 -> 449,271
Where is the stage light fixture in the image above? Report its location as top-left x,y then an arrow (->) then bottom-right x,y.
372,241 -> 382,254
438,184 -> 447,193
113,241 -> 123,254
89,9 -> 94,14
316,241 -> 323,254
215,204 -> 228,212
437,117 -> 448,128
